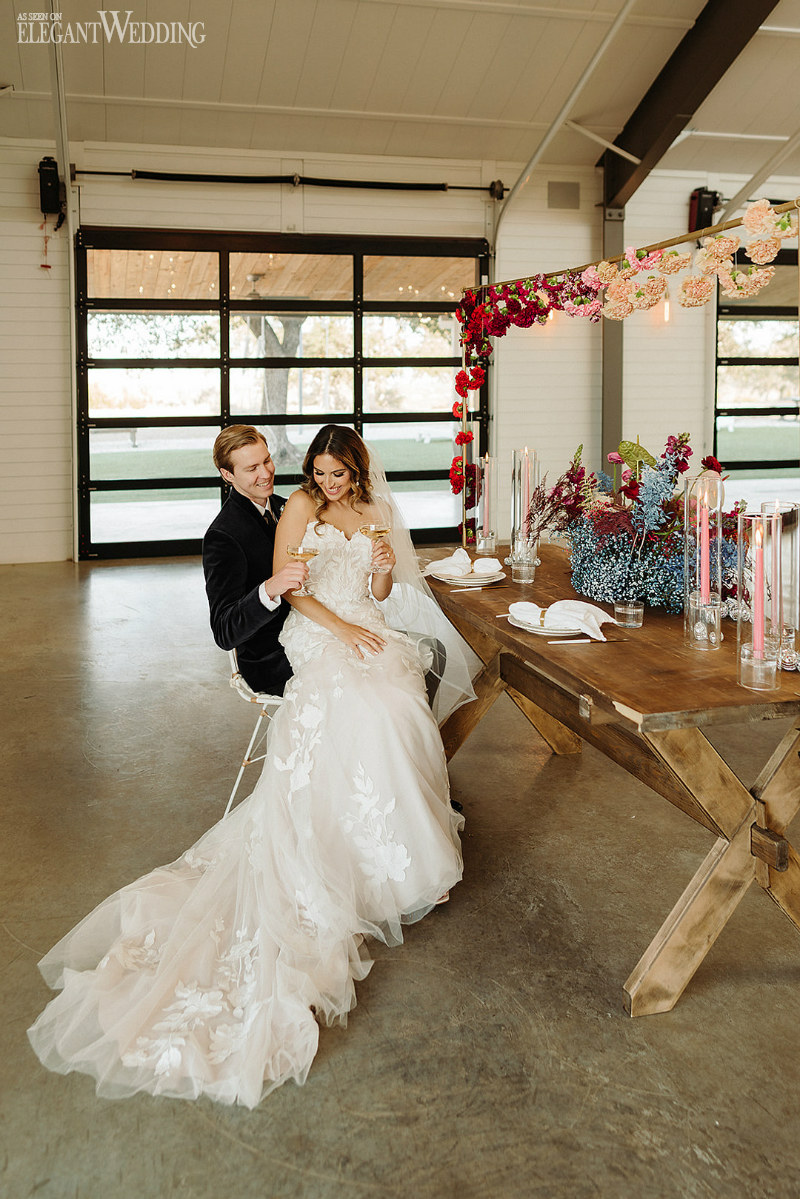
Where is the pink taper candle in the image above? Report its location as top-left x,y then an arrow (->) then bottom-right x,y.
754,522 -> 764,658
700,484 -> 710,605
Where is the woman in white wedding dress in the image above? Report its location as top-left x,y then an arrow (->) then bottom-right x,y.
28,425 -> 474,1109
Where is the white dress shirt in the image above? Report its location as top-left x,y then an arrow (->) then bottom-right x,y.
250,499 -> 281,612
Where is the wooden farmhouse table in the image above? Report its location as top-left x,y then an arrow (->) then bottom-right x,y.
426,543 -> 800,1016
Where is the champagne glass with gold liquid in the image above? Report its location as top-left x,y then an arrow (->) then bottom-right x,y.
359,523 -> 392,573
286,545 -> 319,596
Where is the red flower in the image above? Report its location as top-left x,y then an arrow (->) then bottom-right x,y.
620,479 -> 640,501
468,365 -> 486,389
452,400 -> 464,419
450,455 -> 465,494
455,430 -> 474,446
454,369 -> 470,399
701,454 -> 723,474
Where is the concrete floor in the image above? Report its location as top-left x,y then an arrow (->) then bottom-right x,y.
3,558 -> 800,1199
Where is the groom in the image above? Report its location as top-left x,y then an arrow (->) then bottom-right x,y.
202,426 -> 307,695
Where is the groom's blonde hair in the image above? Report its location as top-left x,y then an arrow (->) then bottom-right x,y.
213,425 -> 268,473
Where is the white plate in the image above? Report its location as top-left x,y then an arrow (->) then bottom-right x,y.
431,570 -> 506,585
508,615 -> 584,637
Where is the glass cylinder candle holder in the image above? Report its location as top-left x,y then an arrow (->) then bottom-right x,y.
761,500 -> 799,671
737,511 -> 781,691
506,448 -> 538,577
510,447 -> 538,544
476,453 -> 497,555
510,534 -> 537,584
683,472 -> 724,650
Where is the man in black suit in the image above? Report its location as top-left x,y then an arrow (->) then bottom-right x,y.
202,426 -> 308,695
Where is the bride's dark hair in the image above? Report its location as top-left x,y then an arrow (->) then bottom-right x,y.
301,425 -> 374,525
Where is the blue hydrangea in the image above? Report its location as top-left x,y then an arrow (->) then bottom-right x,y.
568,517 -> 684,612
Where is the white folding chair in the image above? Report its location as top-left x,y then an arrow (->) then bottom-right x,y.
223,649 -> 284,818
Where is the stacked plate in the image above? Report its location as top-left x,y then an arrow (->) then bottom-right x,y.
507,611 -> 583,638
430,569 -> 506,587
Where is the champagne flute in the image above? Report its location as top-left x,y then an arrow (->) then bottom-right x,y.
286,545 -> 318,596
359,523 -> 392,573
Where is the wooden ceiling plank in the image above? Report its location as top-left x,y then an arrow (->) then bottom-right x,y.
602,0 -> 784,208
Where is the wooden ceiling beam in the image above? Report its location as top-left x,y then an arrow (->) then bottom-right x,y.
600,0 -> 782,210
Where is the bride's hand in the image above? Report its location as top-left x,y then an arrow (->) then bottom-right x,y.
336,621 -> 386,659
371,539 -> 395,574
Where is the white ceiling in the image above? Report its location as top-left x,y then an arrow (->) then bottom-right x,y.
2,0 -> 800,185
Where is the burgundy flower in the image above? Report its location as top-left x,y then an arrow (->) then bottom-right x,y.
620,479 -> 640,501
701,454 -> 723,474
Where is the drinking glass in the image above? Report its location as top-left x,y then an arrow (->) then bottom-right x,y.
359,523 -> 392,573
286,545 -> 319,596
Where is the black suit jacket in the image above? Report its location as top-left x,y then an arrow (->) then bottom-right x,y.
202,487 -> 292,695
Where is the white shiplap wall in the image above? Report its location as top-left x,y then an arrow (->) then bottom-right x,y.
493,164 -> 603,536
0,141 -> 73,564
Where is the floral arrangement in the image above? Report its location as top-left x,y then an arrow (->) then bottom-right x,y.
449,200 -> 797,516
525,435 -> 742,612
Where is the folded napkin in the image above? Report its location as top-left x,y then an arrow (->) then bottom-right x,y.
423,548 -> 472,577
509,599 -> 617,641
472,557 -> 502,575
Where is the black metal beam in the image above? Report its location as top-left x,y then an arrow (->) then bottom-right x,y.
600,0 -> 782,209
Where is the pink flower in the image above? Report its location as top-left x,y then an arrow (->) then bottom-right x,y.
606,276 -> 634,302
693,247 -> 731,277
658,250 -> 692,276
743,198 -> 775,237
623,246 -> 642,274
637,249 -> 663,269
607,451 -> 624,464
601,298 -> 633,320
702,234 -> 740,261
595,260 -> 619,285
643,275 -> 667,302
746,237 -> 781,265
580,265 -> 604,291
678,276 -> 714,307
630,288 -> 659,310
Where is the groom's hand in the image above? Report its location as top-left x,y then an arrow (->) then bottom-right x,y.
265,562 -> 308,599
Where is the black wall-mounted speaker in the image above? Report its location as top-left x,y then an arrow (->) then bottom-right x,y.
689,187 -> 720,233
38,156 -> 62,215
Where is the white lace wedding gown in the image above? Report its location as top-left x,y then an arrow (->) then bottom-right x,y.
28,523 -> 463,1108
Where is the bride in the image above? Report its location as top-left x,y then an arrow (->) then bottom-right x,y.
28,425 -> 475,1109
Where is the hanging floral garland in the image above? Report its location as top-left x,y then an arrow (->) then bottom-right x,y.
450,198 -> 797,524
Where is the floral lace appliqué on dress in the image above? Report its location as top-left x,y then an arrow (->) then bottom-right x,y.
28,519 -> 464,1108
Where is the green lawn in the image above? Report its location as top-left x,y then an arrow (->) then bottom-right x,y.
716,421 -> 800,464
91,436 -> 454,503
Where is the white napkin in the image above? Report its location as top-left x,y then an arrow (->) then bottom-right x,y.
509,599 -> 617,641
423,548 -> 472,577
472,557 -> 502,575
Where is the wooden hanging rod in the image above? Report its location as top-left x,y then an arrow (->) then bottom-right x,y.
474,197 -> 800,296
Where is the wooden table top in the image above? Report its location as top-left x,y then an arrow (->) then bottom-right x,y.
425,543 -> 800,733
